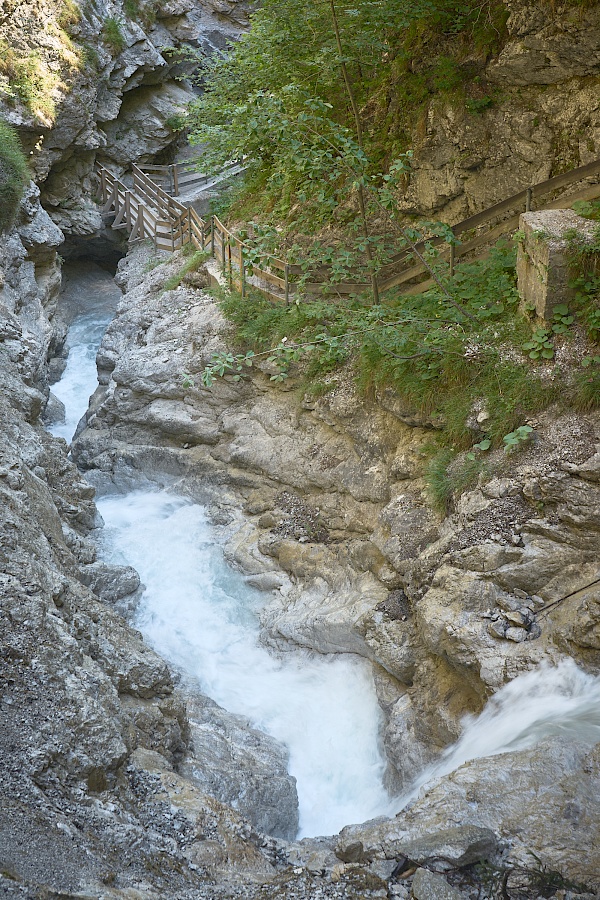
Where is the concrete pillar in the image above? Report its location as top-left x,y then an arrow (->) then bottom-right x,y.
516,209 -> 598,321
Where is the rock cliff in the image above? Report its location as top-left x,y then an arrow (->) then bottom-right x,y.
0,0 -> 247,240
397,0 -> 600,222
1,0 -> 600,895
71,241 -> 600,890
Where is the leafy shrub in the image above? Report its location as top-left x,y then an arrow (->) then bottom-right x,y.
0,119 -> 29,233
162,249 -> 209,292
57,0 -> 82,31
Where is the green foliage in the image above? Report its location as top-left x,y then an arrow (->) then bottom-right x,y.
502,424 -> 533,452
572,198 -> 600,220
123,0 -> 158,28
573,357 -> 600,411
57,0 -> 82,30
522,327 -> 554,360
162,250 -> 209,292
79,42 -> 100,71
425,449 -> 483,513
102,17 -> 126,54
0,120 -> 29,233
550,302 -> 574,334
0,45 -> 59,120
465,95 -> 493,114
185,0 -> 509,222
201,242 -> 568,450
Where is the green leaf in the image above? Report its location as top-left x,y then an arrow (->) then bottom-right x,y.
541,348 -> 555,358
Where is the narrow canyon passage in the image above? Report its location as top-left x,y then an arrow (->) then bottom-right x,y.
51,260 -> 392,838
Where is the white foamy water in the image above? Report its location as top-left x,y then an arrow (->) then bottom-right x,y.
397,658 -> 600,811
97,490 -> 391,837
49,261 -> 392,838
49,262 -> 121,442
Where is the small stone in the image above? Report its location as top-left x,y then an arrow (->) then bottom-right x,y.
527,622 -> 542,640
531,595 -> 545,609
497,595 -> 521,613
504,609 -> 530,627
369,859 -> 397,881
505,626 -> 529,643
514,588 -> 528,599
258,512 -> 276,529
488,620 -> 507,639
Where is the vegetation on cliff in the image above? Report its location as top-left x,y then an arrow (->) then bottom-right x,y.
0,119 -> 29,232
185,0 -> 599,478
187,0 -> 510,225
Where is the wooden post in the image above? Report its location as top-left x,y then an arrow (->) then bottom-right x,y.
125,191 -> 131,231
100,167 -> 106,204
526,187 -> 533,212
211,217 -> 215,257
240,242 -> 246,298
284,264 -> 290,305
221,227 -> 226,272
449,243 -> 455,277
138,205 -> 145,240
227,239 -> 232,287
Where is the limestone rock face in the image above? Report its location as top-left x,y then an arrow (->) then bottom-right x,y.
337,739 -> 600,891
72,246 -> 600,829
0,223 -> 309,899
396,2 -> 600,222
0,0 -> 248,236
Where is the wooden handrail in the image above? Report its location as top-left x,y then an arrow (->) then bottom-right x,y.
98,155 -> 600,305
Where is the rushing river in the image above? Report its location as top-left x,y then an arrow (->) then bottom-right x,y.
50,261 -> 391,838
48,261 -> 122,443
50,260 -> 600,840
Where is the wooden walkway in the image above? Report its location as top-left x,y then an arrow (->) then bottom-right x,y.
98,157 -> 600,304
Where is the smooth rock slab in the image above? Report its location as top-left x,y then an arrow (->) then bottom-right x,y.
411,869 -> 467,900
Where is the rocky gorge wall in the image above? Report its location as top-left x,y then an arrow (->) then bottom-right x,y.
1,0 -> 600,895
395,0 -> 600,222
0,0 -> 249,242
70,240 -> 600,890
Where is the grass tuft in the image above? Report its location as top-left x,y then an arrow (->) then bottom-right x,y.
0,119 -> 29,232
102,17 -> 127,54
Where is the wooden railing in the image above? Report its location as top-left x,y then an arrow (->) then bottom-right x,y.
138,158 -> 244,197
98,156 -> 600,304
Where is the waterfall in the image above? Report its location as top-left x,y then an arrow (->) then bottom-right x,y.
396,658 -> 600,811
97,489 -> 391,837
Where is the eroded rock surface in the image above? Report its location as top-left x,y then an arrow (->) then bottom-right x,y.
68,242 -> 600,893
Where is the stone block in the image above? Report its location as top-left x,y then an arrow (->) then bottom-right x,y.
516,210 -> 598,321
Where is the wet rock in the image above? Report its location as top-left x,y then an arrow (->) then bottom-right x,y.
78,559 -> 141,607
179,691 -> 299,840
